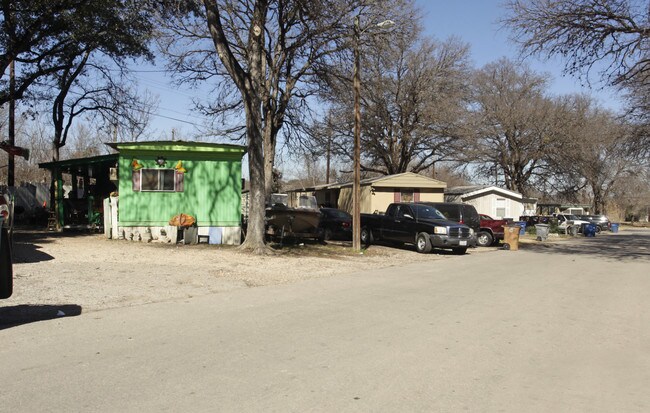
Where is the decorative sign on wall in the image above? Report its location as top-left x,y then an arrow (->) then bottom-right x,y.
174,160 -> 187,174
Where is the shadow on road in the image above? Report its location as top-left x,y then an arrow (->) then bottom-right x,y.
522,231 -> 650,262
0,304 -> 83,330
362,240 -> 473,256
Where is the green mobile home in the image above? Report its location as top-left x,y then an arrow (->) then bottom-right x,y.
41,141 -> 246,245
110,141 -> 246,244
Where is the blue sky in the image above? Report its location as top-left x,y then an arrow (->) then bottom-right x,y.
139,0 -> 623,137
418,0 -> 622,104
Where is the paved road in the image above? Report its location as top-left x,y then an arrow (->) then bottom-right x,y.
1,229 -> 649,412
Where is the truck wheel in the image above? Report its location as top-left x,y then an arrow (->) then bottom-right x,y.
452,247 -> 467,255
415,233 -> 432,253
476,231 -> 493,247
360,227 -> 373,245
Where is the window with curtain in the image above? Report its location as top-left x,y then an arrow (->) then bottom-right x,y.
133,169 -> 183,192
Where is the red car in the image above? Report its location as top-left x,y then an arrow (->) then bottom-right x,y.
477,214 -> 509,247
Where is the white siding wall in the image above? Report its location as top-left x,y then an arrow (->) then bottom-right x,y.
464,193 -> 525,219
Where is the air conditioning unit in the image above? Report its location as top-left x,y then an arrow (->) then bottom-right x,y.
109,167 -> 118,181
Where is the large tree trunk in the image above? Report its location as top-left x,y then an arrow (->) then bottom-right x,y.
263,119 -> 276,201
592,184 -> 605,214
240,97 -> 268,253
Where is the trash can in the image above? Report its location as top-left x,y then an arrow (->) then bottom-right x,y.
610,223 -> 619,233
567,224 -> 579,236
535,224 -> 550,241
503,224 -> 521,251
183,226 -> 199,244
583,223 -> 597,237
514,221 -> 527,235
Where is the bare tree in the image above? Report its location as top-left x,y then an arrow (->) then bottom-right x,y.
546,95 -> 644,213
464,58 -> 561,196
45,53 -> 159,161
158,0 -> 412,252
503,0 -> 650,122
313,32 -> 471,176
504,0 -> 650,86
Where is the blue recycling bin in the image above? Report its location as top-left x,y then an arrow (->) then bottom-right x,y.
610,223 -> 619,233
583,223 -> 597,237
514,221 -> 526,235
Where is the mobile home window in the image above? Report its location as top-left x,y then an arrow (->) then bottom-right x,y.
496,198 -> 506,218
135,169 -> 182,192
401,190 -> 414,203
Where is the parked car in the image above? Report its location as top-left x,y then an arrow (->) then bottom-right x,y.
360,203 -> 475,254
477,214 -> 509,247
318,208 -> 352,241
0,193 -> 13,299
519,215 -> 551,227
578,215 -> 611,232
556,214 -> 590,234
420,202 -> 480,243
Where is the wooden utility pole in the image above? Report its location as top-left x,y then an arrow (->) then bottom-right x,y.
352,15 -> 362,252
326,133 -> 331,184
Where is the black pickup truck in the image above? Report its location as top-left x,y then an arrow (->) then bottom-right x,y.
360,203 -> 475,254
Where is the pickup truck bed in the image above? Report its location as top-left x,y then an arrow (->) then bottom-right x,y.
477,214 -> 509,247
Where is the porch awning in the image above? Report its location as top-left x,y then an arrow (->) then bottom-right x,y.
39,154 -> 119,176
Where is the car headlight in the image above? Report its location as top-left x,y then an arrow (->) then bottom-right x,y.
434,226 -> 447,235
469,228 -> 474,235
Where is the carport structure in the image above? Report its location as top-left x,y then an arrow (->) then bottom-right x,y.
39,154 -> 118,229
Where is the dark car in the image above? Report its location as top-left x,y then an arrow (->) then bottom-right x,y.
0,193 -> 13,299
578,215 -> 611,232
319,208 -> 352,241
420,202 -> 480,242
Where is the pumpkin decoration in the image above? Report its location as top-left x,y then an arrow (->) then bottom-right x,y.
169,213 -> 196,227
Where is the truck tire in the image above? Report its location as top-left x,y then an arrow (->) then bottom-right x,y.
360,227 -> 373,246
477,231 -> 493,247
0,227 -> 13,299
452,247 -> 467,255
415,233 -> 432,253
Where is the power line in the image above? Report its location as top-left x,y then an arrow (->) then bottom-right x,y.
148,112 -> 203,127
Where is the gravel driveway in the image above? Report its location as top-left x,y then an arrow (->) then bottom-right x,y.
5,229 -> 490,313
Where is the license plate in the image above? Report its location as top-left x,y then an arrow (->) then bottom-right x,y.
459,241 -> 467,246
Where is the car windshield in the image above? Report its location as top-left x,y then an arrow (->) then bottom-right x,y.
412,204 -> 447,220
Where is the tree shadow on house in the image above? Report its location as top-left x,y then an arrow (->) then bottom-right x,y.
0,304 -> 82,330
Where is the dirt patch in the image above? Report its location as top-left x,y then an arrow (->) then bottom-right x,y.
5,229 -> 489,313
